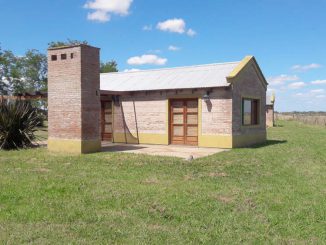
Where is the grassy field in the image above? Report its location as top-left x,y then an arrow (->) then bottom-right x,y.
0,121 -> 325,244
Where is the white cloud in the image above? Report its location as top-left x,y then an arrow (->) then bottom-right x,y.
293,91 -> 326,100
127,54 -> 167,66
310,89 -> 325,93
168,45 -> 180,51
84,0 -> 133,22
142,25 -> 152,31
123,68 -> 141,72
156,18 -> 196,36
157,18 -> 186,33
288,82 -> 306,89
291,63 -> 322,72
187,28 -> 196,37
87,10 -> 110,22
268,74 -> 299,86
311,79 -> 326,85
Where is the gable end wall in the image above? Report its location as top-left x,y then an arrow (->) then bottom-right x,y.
231,62 -> 267,147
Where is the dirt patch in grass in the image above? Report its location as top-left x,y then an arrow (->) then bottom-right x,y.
141,178 -> 159,184
216,195 -> 234,204
149,203 -> 173,220
31,168 -> 51,173
147,224 -> 169,232
208,172 -> 228,177
27,158 -> 38,164
184,174 -> 195,181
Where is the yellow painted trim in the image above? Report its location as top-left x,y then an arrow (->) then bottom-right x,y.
166,99 -> 170,144
271,92 -> 275,104
112,100 -> 115,143
113,132 -> 266,149
198,135 -> 233,149
232,132 -> 266,148
113,133 -> 168,145
48,139 -> 101,153
227,56 -> 253,79
198,98 -> 202,144
227,56 -> 268,89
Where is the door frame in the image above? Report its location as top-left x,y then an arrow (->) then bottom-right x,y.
169,98 -> 199,146
101,100 -> 113,141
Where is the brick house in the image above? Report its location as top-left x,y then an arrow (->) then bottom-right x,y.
266,94 -> 275,127
47,44 -> 268,153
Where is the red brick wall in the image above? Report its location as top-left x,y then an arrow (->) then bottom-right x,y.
48,45 -> 100,141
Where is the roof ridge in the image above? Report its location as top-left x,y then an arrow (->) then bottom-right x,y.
101,61 -> 241,75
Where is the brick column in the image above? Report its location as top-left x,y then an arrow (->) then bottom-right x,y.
47,44 -> 101,153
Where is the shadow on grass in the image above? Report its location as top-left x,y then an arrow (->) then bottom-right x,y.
248,139 -> 287,149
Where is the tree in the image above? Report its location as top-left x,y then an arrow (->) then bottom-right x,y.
100,60 -> 118,73
0,45 -> 47,112
0,46 -> 22,95
0,46 -> 8,94
20,49 -> 47,93
48,39 -> 89,48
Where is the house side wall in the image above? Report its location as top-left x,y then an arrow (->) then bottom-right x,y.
199,88 -> 233,148
266,105 -> 274,127
110,88 -> 234,148
231,62 -> 267,147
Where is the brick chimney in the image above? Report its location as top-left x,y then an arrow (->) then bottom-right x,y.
47,44 -> 101,153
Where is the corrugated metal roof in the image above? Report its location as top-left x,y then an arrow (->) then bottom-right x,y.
100,61 -> 240,92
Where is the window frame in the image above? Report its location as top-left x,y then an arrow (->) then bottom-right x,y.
242,97 -> 260,126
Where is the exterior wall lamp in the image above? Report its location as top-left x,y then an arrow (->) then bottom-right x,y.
112,95 -> 120,105
203,91 -> 210,102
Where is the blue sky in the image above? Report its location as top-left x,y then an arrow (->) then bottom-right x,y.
1,0 -> 325,111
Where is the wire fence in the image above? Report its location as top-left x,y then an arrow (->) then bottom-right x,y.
275,113 -> 326,127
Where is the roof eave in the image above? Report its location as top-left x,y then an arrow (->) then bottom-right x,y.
100,85 -> 231,95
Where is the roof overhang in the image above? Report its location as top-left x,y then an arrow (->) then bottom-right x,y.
100,86 -> 230,95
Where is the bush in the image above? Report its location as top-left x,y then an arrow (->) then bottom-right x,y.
0,100 -> 41,150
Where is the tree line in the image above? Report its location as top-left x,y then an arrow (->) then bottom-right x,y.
0,39 -> 118,96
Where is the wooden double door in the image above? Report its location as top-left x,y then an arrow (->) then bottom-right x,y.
170,99 -> 198,146
101,101 -> 113,141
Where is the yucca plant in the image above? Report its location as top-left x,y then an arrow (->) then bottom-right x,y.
0,100 -> 41,150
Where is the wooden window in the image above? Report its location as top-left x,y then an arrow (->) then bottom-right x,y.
61,54 -> 67,60
242,98 -> 260,125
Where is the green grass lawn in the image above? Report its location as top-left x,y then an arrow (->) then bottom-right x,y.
35,121 -> 48,140
0,121 -> 325,244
